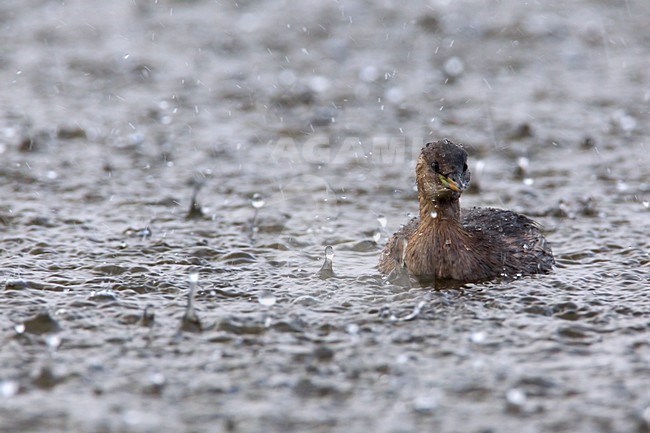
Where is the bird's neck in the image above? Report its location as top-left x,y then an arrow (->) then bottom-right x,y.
418,192 -> 461,224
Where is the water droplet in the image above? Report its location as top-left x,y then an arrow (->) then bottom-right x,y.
413,394 -> 439,414
377,214 -> 387,228
0,380 -> 19,398
373,230 -> 381,243
258,290 -> 277,307
325,245 -> 334,261
385,87 -> 404,104
470,331 -> 486,344
45,334 -> 62,350
359,66 -> 378,82
278,69 -> 296,86
506,388 -> 527,407
400,238 -> 408,268
523,178 -> 534,186
443,56 -> 464,78
430,210 -> 438,218
643,201 -> 649,209
188,272 -> 199,284
517,156 -> 529,171
251,193 -> 265,209
14,324 -> 25,334
149,373 -> 166,387
308,75 -> 330,93
346,323 -> 360,335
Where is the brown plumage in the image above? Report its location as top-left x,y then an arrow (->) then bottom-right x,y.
379,139 -> 554,284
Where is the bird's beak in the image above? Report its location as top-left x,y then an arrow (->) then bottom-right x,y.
438,174 -> 463,192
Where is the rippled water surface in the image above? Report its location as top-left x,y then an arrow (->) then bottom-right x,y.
1,1 -> 649,432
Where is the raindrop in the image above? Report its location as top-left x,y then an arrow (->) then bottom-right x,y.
251,193 -> 265,209
643,201 -> 649,209
506,388 -> 527,410
346,323 -> 360,335
149,373 -> 166,387
413,394 -> 438,414
523,178 -> 534,186
359,66 -> 378,82
308,76 -> 330,93
373,230 -> 381,243
45,334 -> 62,351
470,331 -> 486,344
443,56 -> 464,79
377,214 -> 387,228
14,324 -> 25,334
278,69 -> 296,86
0,380 -> 19,398
325,245 -> 334,261
250,193 -> 265,237
611,109 -> 637,135
385,87 -> 404,104
430,210 -> 438,219
258,290 -> 277,307
517,156 -> 529,169
400,238 -> 408,268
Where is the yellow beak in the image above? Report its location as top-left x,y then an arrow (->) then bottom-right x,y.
438,174 -> 461,192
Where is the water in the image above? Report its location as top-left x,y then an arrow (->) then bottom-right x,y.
1,0 -> 649,432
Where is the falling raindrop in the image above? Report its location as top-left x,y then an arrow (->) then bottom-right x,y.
385,87 -> 404,104
250,193 -> 265,237
506,388 -> 527,411
251,193 -> 265,209
359,66 -> 378,82
45,335 -> 62,351
443,56 -> 464,79
0,380 -> 19,398
643,201 -> 649,209
470,331 -> 486,344
258,290 -> 277,307
325,245 -> 334,261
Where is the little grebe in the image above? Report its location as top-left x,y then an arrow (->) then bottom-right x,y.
379,139 -> 554,283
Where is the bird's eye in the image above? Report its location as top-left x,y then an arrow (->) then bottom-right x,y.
463,163 -> 468,172
431,161 -> 440,172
